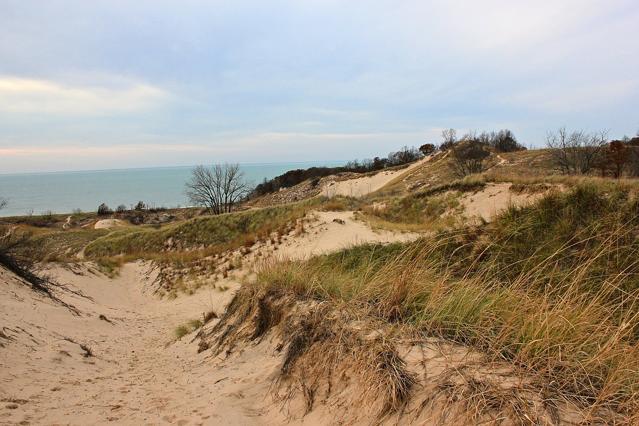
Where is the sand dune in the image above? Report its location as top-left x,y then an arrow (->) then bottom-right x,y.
1,211 -> 417,425
321,156 -> 430,198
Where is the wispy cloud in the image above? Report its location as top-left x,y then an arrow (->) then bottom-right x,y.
0,76 -> 168,115
0,1 -> 637,171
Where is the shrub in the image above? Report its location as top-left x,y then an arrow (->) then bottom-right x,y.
449,140 -> 490,177
488,129 -> 525,152
97,203 -> 112,216
419,143 -> 436,156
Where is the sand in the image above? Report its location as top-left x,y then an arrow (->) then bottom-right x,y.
277,211 -> 419,259
0,211 -> 419,425
94,219 -> 126,230
0,262 -> 294,425
321,156 -> 430,198
460,182 -> 546,222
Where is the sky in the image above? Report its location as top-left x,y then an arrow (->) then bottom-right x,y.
0,0 -> 638,173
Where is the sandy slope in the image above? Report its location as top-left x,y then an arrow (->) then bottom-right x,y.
460,183 -> 547,221
321,156 -> 430,198
1,211 -> 418,425
0,262 -> 298,425
276,211 -> 418,260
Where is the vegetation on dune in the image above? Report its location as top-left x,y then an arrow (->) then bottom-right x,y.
174,318 -> 204,339
84,200 -> 318,259
18,228 -> 109,262
252,145 -> 424,197
359,192 -> 461,231
236,183 -> 639,420
0,203 -> 83,312
358,176 -> 486,231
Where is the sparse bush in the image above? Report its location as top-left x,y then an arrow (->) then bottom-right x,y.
134,201 -> 146,211
174,325 -> 190,339
116,204 -> 127,213
174,317 -> 204,339
607,140 -> 629,178
387,146 -> 422,166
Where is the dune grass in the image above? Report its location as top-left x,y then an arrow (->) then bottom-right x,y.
246,183 -> 639,419
357,176 -> 486,231
84,201 -> 318,260
3,226 -> 109,262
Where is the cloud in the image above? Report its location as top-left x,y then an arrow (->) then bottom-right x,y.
0,76 -> 168,115
0,129 -> 443,173
0,1 -> 638,172
506,79 -> 639,113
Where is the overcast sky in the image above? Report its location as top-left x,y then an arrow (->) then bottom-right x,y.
1,0 -> 638,173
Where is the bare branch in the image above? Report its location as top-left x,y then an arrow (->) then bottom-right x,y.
546,127 -> 609,175
185,163 -> 249,214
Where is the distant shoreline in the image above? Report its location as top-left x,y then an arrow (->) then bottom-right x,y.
0,160 -> 348,177
0,161 -> 345,217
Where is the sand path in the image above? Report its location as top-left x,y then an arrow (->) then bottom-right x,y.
1,211 -> 418,425
321,156 -> 430,198
0,263 -> 290,425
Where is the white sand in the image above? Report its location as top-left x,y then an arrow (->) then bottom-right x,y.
0,263 -> 293,425
277,211 -> 418,260
94,219 -> 126,229
460,183 -> 546,222
321,157 -> 430,198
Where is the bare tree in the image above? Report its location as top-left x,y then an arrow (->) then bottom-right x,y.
546,127 -> 608,175
440,128 -> 457,150
185,163 -> 249,214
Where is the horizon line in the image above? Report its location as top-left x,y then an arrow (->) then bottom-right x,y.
0,159 -> 349,177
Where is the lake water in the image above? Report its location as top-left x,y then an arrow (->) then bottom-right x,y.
0,162 -> 343,217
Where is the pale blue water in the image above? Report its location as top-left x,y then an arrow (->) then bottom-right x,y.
0,162 -> 343,217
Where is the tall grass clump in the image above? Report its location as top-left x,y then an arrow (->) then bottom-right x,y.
249,183 -> 639,419
360,176 -> 485,231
